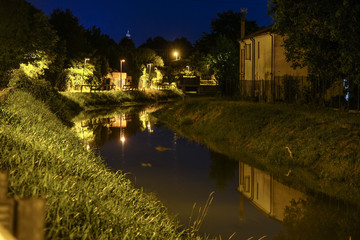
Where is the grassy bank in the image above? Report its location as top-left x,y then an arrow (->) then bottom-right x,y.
153,97 -> 360,204
61,89 -> 183,110
0,90 -> 199,239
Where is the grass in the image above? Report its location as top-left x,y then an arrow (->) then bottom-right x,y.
153,97 -> 360,205
61,89 -> 183,110
0,90 -> 202,239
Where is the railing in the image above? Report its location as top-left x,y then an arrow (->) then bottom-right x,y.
0,171 -> 45,240
80,84 -> 116,92
239,77 -> 360,110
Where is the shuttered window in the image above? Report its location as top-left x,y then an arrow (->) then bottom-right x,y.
245,44 -> 251,60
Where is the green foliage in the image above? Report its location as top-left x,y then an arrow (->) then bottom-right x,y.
282,75 -> 299,103
0,0 -> 58,86
269,0 -> 360,86
192,10 -> 259,96
61,90 -> 182,109
65,60 -> 95,90
49,9 -> 90,62
8,69 -> 81,125
209,35 -> 239,96
211,10 -> 258,42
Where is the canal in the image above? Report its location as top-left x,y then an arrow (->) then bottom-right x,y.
73,105 -> 360,240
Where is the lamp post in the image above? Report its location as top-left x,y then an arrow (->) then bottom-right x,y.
147,63 -> 152,88
120,59 -> 125,89
174,51 -> 179,61
82,58 -> 90,80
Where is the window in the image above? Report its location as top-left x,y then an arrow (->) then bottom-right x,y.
240,49 -> 245,74
245,44 -> 251,60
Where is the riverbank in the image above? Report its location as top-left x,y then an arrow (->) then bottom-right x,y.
153,97 -> 360,205
61,89 -> 183,110
0,89 -> 199,239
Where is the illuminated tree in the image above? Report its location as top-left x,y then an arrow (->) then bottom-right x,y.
65,60 -> 95,90
0,0 -> 58,86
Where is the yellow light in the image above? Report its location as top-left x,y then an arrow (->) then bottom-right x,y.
120,136 -> 125,143
173,51 -> 179,60
121,59 -> 125,63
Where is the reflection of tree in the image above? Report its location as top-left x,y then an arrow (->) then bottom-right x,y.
274,197 -> 360,240
208,150 -> 237,190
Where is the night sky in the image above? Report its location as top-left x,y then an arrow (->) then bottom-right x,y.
27,0 -> 272,46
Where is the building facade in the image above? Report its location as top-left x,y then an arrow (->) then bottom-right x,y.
239,26 -> 308,102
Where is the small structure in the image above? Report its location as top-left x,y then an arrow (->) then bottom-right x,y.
239,25 -> 308,102
177,75 -> 200,93
106,72 -> 135,90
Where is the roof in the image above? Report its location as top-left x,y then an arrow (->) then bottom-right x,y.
240,25 -> 274,40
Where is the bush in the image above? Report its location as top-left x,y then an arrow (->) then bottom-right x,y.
8,69 -> 82,125
283,75 -> 299,103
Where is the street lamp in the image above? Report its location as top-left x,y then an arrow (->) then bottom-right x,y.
120,59 -> 125,89
174,51 -> 179,61
186,66 -> 190,71
147,63 -> 152,88
82,58 -> 90,80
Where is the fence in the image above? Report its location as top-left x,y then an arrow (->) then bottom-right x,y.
239,76 -> 360,110
0,171 -> 45,240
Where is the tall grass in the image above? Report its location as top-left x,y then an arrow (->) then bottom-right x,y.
61,89 -> 183,110
0,90 -> 202,239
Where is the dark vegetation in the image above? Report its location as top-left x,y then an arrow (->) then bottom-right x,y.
269,0 -> 360,107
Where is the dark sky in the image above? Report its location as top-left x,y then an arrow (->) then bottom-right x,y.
27,0 -> 272,46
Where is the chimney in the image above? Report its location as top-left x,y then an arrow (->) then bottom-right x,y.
240,9 -> 247,39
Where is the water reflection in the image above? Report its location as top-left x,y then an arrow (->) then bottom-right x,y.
237,162 -> 305,222
73,107 -> 360,239
73,106 -> 158,150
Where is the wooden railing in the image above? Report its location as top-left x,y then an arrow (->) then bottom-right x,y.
0,171 -> 45,240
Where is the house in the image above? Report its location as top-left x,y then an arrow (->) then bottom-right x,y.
105,72 -> 134,90
239,25 -> 308,102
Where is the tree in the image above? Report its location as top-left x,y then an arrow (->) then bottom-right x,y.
49,9 -> 91,63
193,10 -> 259,96
211,10 -> 258,42
65,60 -> 95,90
209,35 -> 239,96
0,0 -> 58,86
269,0 -> 360,96
139,36 -> 169,60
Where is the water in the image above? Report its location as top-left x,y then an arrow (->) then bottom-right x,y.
74,106 -> 360,240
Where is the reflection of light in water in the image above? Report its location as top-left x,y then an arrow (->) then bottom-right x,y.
147,123 -> 153,133
120,136 -> 125,143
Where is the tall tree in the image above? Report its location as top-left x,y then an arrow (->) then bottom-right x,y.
211,10 -> 258,42
269,0 -> 360,91
49,9 -> 91,63
0,0 -> 58,86
194,10 -> 259,96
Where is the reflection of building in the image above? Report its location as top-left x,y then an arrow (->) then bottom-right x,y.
238,162 -> 305,221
